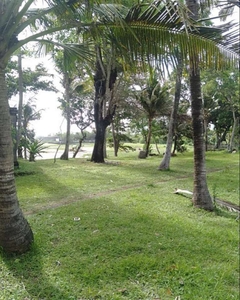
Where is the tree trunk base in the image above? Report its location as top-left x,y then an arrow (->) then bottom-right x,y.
0,218 -> 34,254
60,152 -> 68,160
193,196 -> 214,211
158,165 -> 170,170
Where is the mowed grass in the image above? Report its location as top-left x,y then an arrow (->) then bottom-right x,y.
0,150 -> 239,300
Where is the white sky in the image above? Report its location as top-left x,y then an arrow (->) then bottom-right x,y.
9,55 -> 80,137
10,56 -> 63,136
9,4 -> 239,137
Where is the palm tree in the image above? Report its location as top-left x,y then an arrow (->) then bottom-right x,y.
183,0 -> 238,209
22,102 -> 42,159
136,72 -> 171,157
116,1 -> 238,211
185,0 -> 214,210
111,0 -> 238,210
0,0 -> 92,254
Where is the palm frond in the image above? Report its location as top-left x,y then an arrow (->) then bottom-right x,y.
104,0 -> 239,71
216,21 -> 240,55
34,39 -> 95,70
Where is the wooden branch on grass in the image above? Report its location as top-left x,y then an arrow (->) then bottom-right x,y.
174,188 -> 240,217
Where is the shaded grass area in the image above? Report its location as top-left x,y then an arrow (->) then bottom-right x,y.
1,151 -> 239,299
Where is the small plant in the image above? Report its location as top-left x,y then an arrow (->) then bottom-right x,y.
107,136 -> 136,153
176,139 -> 188,153
25,139 -> 48,162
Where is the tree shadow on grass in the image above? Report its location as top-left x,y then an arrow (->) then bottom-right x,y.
1,191 -> 238,300
1,243 -> 70,300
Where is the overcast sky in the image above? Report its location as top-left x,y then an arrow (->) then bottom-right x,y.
9,55 -> 68,137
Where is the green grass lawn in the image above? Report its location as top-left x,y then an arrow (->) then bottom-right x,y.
1,150 -> 239,300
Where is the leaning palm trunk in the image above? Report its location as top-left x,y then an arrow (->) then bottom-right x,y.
186,0 -> 213,211
0,68 -> 33,253
159,56 -> 183,170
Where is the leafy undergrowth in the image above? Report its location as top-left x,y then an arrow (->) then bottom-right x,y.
0,151 -> 239,300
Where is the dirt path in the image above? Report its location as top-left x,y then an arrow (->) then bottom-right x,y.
24,174 -> 192,216
24,167 -> 227,216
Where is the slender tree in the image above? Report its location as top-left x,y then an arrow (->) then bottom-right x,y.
159,54 -> 183,169
60,71 -> 72,160
17,53 -> 24,159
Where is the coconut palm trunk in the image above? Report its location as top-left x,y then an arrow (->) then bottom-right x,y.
186,0 -> 213,211
0,67 -> 33,253
190,68 -> 213,210
159,55 -> 183,170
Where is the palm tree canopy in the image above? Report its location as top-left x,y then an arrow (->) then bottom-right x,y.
0,0 -> 238,69
112,1 -> 239,70
0,0 -> 93,66
136,74 -> 171,118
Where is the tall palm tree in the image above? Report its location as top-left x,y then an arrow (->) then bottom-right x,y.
183,0 -> 238,209
108,0 -> 238,210
0,0 -> 92,254
185,0 -> 214,210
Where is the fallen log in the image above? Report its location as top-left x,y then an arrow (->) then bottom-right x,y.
174,188 -> 240,216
